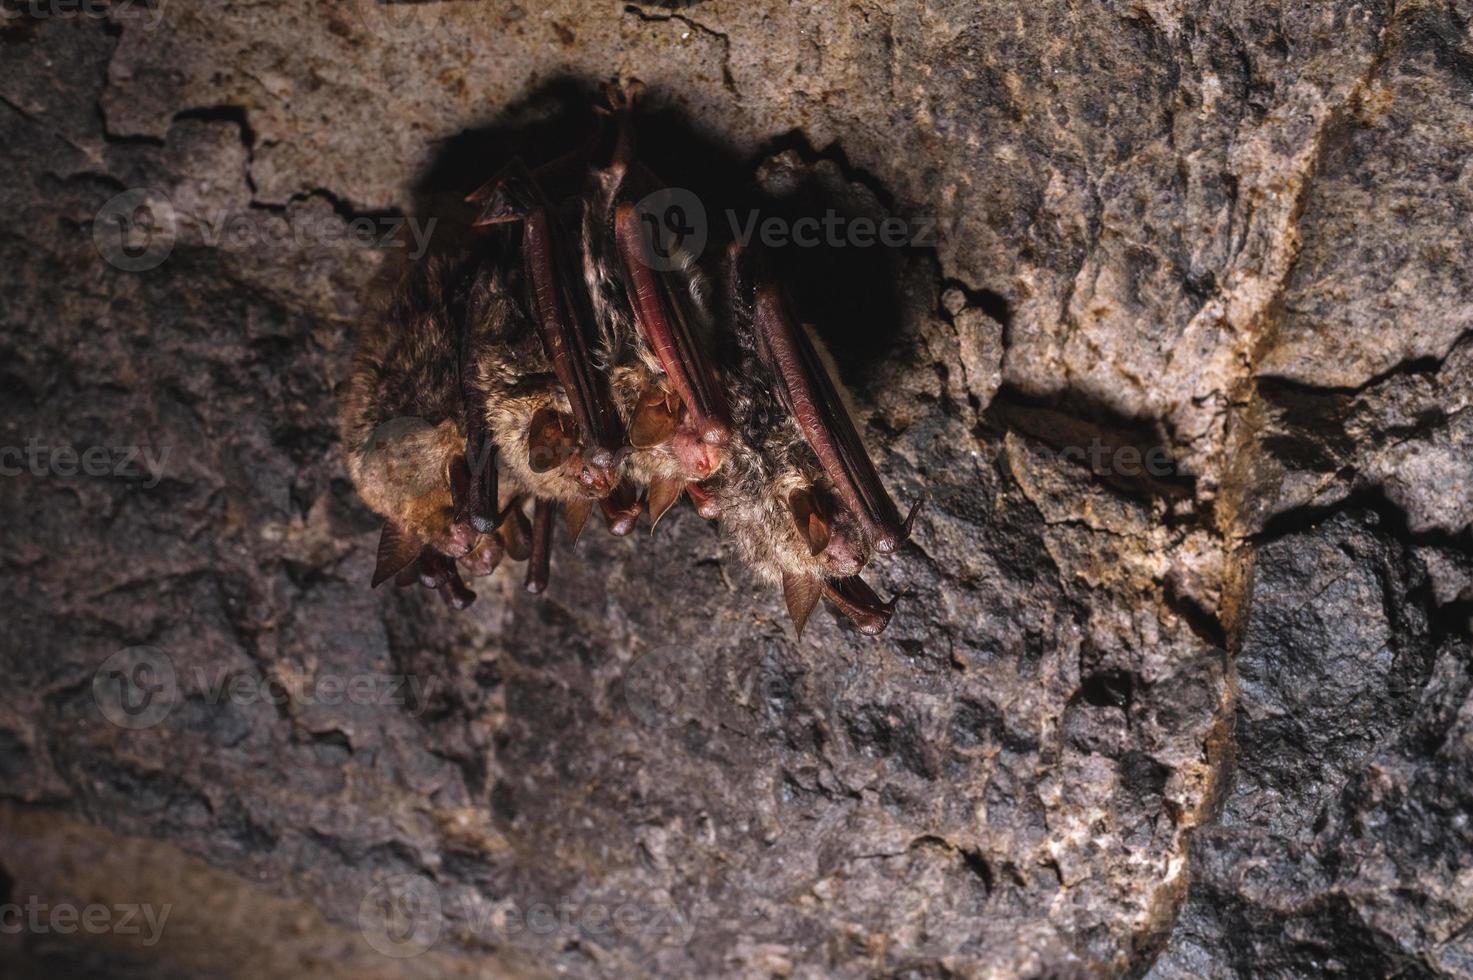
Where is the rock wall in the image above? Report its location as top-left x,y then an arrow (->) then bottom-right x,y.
0,1 -> 1468,977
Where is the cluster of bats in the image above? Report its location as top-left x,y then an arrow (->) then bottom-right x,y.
341,80 -> 917,635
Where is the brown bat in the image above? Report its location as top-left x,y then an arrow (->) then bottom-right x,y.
714,241 -> 917,635
342,78 -> 916,632
579,80 -> 731,528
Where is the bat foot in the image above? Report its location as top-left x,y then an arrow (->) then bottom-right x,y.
823,577 -> 896,636
525,499 -> 555,594
601,488 -> 642,536
686,481 -> 721,519
605,76 -> 644,112
438,570 -> 477,609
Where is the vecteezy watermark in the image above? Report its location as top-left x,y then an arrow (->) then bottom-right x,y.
349,0 -> 453,44
190,210 -> 437,259
0,897 -> 172,947
1043,438 -> 1178,479
358,874 -> 443,958
93,645 -> 439,730
0,0 -> 165,30
621,648 -> 701,727
0,439 -> 169,487
628,187 -> 940,270
93,189 -> 177,272
357,874 -> 694,959
191,666 -> 439,717
92,188 -> 438,272
93,647 -> 180,730
727,208 -> 938,250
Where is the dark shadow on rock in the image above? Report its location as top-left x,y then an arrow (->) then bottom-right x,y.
406,76 -> 910,382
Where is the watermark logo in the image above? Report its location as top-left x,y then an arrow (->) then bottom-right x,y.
621,648 -> 700,727
1045,438 -> 1177,479
92,189 -> 438,271
626,186 -> 942,270
0,0 -> 164,30
191,210 -> 437,258
93,189 -> 176,272
0,439 -> 169,487
350,0 -> 451,44
0,897 -> 172,946
356,877 -> 695,957
194,666 -> 437,717
727,207 -> 937,250
631,187 -> 708,272
93,646 -> 180,730
359,873 -> 442,959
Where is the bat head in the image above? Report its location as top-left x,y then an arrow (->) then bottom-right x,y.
485,389 -> 625,506
786,484 -> 869,579
527,406 -> 620,495
353,418 -> 480,586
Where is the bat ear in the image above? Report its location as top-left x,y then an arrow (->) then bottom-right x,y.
629,387 -> 679,449
564,497 -> 594,545
527,407 -> 578,474
647,476 -> 684,531
392,560 -> 422,589
782,572 -> 823,637
373,520 -> 425,588
467,159 -> 534,223
788,489 -> 831,556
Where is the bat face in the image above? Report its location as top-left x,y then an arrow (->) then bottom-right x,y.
349,412 -> 473,552
343,77 -> 915,631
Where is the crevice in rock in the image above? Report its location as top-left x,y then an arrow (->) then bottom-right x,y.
624,3 -> 738,96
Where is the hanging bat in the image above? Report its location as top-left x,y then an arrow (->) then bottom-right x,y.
341,78 -> 917,633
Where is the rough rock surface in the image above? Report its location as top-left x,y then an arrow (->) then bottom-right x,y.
0,1 -> 1469,977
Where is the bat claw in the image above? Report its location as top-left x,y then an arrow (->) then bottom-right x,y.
901,497 -> 924,542
872,498 -> 923,555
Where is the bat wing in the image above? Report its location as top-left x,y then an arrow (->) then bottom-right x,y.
736,247 -> 918,555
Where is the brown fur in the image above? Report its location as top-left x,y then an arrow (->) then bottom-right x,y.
341,244 -> 479,554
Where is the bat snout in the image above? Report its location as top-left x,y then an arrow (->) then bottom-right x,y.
671,431 -> 723,481
441,519 -> 478,558
817,532 -> 866,578
576,458 -> 619,498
